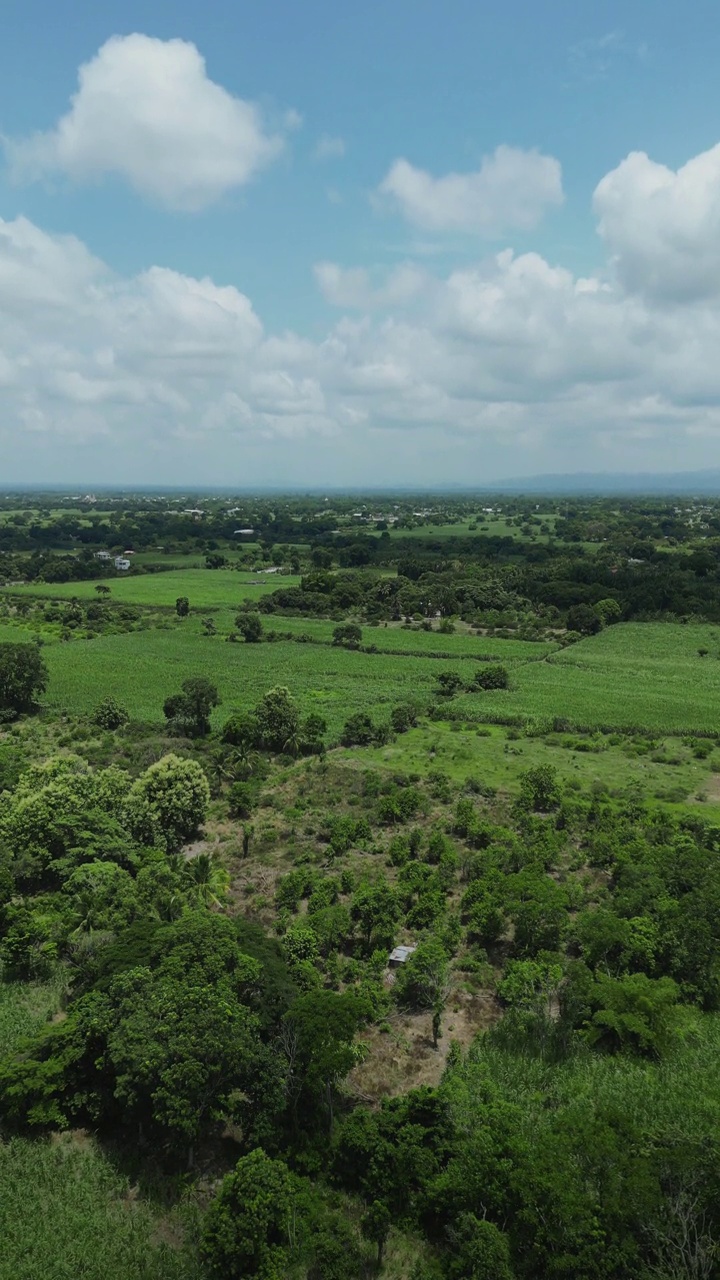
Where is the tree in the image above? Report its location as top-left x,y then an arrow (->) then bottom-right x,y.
566,603 -> 602,635
300,712 -> 326,755
182,852 -> 230,908
201,1149 -> 294,1279
394,937 -> 450,1012
341,713 -> 376,746
282,989 -> 367,1124
236,613 -> 263,643
125,753 -> 210,852
175,596 -> 190,617
205,553 -> 227,569
163,676 -> 220,736
91,695 -> 129,730
350,880 -> 400,951
583,973 -> 684,1058
221,710 -> 262,750
332,623 -> 362,649
446,1214 -> 515,1280
518,765 -> 561,812
471,664 -> 509,691
436,671 -> 464,697
361,1201 -> 391,1270
94,583 -> 111,596
390,703 -> 418,733
228,781 -> 255,818
254,687 -> 300,753
0,643 -> 48,719
108,968 -> 262,1161
595,597 -> 621,625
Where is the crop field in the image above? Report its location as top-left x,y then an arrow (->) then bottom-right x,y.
379,514 -> 561,541
212,613 -> 558,659
2,570 -> 301,609
20,619 -> 720,736
341,721 -> 720,813
40,632 -> 456,729
451,622 -> 720,734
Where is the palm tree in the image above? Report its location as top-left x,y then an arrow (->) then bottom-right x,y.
282,729 -> 301,758
216,743 -> 262,783
182,853 -> 230,909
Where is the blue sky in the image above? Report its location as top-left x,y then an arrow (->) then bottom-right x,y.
2,0 -> 720,485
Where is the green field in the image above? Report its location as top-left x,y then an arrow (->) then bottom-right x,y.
451,623 -> 720,733
2,570 -> 300,609
342,721 -> 720,812
2,607 -> 719,736
40,633 -> 452,730
215,613 -> 558,660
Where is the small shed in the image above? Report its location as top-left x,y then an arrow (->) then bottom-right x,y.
388,945 -> 417,968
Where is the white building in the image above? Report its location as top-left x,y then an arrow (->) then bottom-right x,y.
114,557 -> 131,571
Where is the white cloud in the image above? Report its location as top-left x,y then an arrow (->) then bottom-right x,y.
5,34 -> 287,210
8,130 -> 720,477
313,135 -> 346,161
314,261 -> 428,309
377,145 -> 564,234
594,143 -> 720,302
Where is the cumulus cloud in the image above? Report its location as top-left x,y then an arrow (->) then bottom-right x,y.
313,135 -> 346,161
7,127 -> 720,474
314,261 -> 427,309
5,34 -> 287,210
594,142 -> 720,302
377,145 -> 564,234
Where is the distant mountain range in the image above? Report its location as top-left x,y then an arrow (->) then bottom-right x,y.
482,470 -> 720,495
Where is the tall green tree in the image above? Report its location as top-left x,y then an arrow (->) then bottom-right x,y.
0,643 -> 48,719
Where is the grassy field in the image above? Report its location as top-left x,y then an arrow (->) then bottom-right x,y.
452,622 -> 720,733
2,570 -> 301,609
19,619 -> 720,736
214,613 -> 558,660
41,633 -> 452,729
341,721 -> 720,813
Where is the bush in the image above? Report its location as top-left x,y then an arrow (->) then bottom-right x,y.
390,703 -> 418,733
228,781 -> 255,818
341,713 -> 376,747
471,664 -> 509,690
236,613 -> 263,643
332,623 -> 362,649
91,696 -> 129,731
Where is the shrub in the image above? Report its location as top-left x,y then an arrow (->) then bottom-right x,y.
332,623 -> 363,649
341,713 -> 376,747
91,696 -> 129,731
236,613 -> 263,643
471,664 -> 509,690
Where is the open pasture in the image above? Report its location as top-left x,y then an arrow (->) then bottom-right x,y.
341,721 -> 720,812
2,569 -> 301,610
